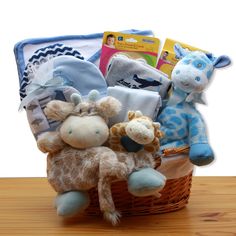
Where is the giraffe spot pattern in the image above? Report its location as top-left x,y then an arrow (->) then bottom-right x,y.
120,126 -> 126,136
180,113 -> 187,119
190,126 -> 199,137
166,123 -> 176,129
166,130 -> 174,137
144,146 -> 155,153
176,103 -> 184,109
164,108 -> 177,115
177,128 -> 186,137
111,127 -> 118,135
170,116 -> 182,125
191,117 -> 200,125
175,140 -> 187,146
158,101 -> 208,148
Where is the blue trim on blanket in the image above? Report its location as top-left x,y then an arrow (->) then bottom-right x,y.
14,33 -> 103,84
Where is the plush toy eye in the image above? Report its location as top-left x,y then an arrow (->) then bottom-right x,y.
193,60 -> 206,70
197,63 -> 202,68
195,76 -> 201,82
87,107 -> 93,113
68,130 -> 73,134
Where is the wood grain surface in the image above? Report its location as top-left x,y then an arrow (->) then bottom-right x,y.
0,177 -> 235,235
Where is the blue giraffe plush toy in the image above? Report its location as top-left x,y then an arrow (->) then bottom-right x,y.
157,44 -> 231,166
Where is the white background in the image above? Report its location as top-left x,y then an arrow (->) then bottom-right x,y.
0,0 -> 235,177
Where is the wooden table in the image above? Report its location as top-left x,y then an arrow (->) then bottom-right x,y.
0,177 -> 235,235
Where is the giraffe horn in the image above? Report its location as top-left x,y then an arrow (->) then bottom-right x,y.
71,93 -> 82,105
153,122 -> 161,129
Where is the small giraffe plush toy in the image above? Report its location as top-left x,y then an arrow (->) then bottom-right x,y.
108,110 -> 166,197
157,44 -> 231,166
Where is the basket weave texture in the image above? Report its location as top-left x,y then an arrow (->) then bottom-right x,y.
86,170 -> 192,216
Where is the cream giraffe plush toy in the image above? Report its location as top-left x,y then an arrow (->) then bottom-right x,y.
37,90 -> 166,225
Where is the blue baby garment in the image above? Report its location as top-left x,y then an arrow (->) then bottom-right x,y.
29,55 -> 108,98
20,43 -> 84,100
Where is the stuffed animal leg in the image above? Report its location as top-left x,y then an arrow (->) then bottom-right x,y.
55,191 -> 90,217
188,112 -> 214,166
98,149 -> 128,225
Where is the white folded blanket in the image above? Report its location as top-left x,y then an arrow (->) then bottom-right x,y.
108,86 -> 162,126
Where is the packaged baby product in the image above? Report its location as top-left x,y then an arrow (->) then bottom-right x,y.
99,31 -> 160,75
156,38 -> 205,77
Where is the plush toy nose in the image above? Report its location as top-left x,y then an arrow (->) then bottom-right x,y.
59,115 -> 109,149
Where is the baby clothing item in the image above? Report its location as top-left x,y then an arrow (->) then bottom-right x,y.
21,55 -> 108,100
20,43 -> 84,100
107,86 -> 162,126
105,55 -> 171,99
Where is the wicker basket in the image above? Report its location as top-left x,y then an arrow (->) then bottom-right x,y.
86,148 -> 192,216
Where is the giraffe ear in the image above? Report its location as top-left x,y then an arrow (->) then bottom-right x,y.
153,122 -> 163,138
153,122 -> 160,129
97,96 -> 122,118
128,110 -> 143,120
174,43 -> 188,59
44,100 -> 75,121
88,89 -> 100,102
128,111 -> 135,120
155,129 -> 164,139
213,55 -> 231,68
70,93 -> 82,105
134,110 -> 143,118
